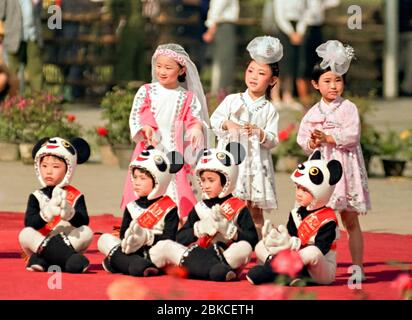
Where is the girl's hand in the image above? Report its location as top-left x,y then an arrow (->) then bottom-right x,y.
141,125 -> 158,146
186,127 -> 204,149
223,120 -> 242,132
243,123 -> 259,137
312,129 -> 335,145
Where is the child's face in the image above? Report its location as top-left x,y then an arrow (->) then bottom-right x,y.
245,60 -> 277,97
132,169 -> 154,198
200,171 -> 223,199
155,55 -> 185,89
311,71 -> 344,103
295,184 -> 314,207
40,156 -> 67,187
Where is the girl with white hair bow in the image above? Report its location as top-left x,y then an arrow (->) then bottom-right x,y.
121,43 -> 211,220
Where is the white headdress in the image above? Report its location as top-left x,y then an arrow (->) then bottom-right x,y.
316,40 -> 355,76
246,36 -> 283,64
129,146 -> 184,200
151,43 -> 210,129
33,137 -> 90,188
290,151 -> 342,210
195,142 -> 245,199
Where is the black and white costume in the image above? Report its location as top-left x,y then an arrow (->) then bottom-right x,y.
18,137 -> 93,273
149,142 -> 259,281
98,147 -> 183,276
247,151 -> 343,285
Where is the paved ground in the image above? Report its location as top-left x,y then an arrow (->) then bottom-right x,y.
1,98 -> 411,234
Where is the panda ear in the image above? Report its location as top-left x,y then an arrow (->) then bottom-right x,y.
327,160 -> 343,185
225,142 -> 246,165
32,137 -> 50,159
146,145 -> 155,150
196,148 -> 208,162
70,137 -> 91,164
167,151 -> 184,174
309,150 -> 321,160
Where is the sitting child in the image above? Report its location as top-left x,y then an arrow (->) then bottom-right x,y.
98,146 -> 183,276
149,142 -> 259,281
247,150 -> 343,285
18,137 -> 92,273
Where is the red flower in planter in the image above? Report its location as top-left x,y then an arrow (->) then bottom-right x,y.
96,127 -> 109,136
271,249 -> 304,278
67,114 -> 76,122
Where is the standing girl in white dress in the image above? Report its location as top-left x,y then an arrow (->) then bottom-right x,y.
210,36 -> 282,236
122,43 -> 211,221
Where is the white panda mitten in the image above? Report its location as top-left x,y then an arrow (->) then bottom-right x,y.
211,204 -> 237,240
40,187 -> 64,222
194,216 -> 217,237
264,224 -> 301,254
121,220 -> 149,254
58,189 -> 75,221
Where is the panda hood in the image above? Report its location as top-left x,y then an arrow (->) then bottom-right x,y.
195,142 -> 246,199
33,137 -> 91,188
129,146 -> 184,200
290,151 -> 343,210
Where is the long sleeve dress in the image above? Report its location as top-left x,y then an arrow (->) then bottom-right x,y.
210,90 -> 279,211
122,82 -> 205,218
297,97 -> 371,213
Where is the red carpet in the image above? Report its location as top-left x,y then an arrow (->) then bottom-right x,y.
1,212 -> 411,300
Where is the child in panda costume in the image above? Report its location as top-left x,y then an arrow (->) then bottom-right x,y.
247,150 -> 343,285
98,146 -> 183,276
18,137 -> 93,273
149,142 -> 259,281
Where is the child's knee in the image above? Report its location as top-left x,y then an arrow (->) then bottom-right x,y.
98,233 -> 120,256
299,246 -> 323,266
223,241 -> 252,269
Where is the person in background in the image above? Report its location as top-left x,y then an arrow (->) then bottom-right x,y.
0,0 -> 44,93
203,0 -> 238,96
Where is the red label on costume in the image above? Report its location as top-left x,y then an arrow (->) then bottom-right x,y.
297,207 -> 337,246
137,196 -> 176,229
197,197 -> 246,248
39,185 -> 81,236
219,197 -> 246,221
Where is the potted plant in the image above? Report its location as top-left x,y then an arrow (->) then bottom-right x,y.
92,126 -> 118,166
0,97 -> 20,161
1,93 -> 81,164
360,123 -> 381,174
275,123 -> 307,172
378,128 -> 412,177
99,84 -> 135,169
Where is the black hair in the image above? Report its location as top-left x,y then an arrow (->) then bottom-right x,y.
132,167 -> 155,187
246,60 -> 279,100
40,154 -> 68,171
199,170 -> 227,187
311,61 -> 347,84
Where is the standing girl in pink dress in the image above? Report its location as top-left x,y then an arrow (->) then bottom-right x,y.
121,43 -> 211,221
297,40 -> 371,278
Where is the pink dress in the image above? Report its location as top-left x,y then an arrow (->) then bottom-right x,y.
297,96 -> 371,213
121,83 -> 203,218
